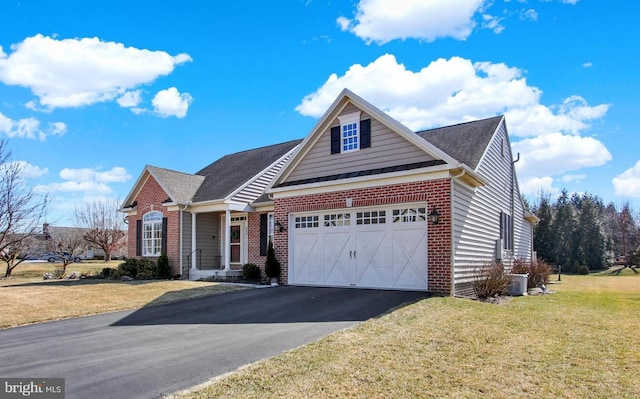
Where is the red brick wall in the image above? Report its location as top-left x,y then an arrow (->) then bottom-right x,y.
126,175 -> 181,276
247,212 -> 266,273
273,179 -> 452,295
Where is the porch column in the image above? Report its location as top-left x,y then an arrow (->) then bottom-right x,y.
224,209 -> 231,271
191,212 -> 197,270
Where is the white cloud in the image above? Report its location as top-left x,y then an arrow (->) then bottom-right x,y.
0,34 -> 192,110
338,0 -> 487,44
522,9 -> 538,21
613,161 -> 640,197
117,90 -> 142,108
482,14 -> 505,34
36,180 -> 113,195
14,161 -> 49,178
512,132 -> 611,178
36,166 -> 132,195
59,166 -> 132,184
519,176 -> 557,196
296,54 -> 608,136
0,111 -> 66,140
562,174 -> 587,183
152,87 -> 193,118
582,62 -> 592,68
296,54 -> 611,191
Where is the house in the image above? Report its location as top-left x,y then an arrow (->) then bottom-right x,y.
120,89 -> 536,295
27,224 -> 128,260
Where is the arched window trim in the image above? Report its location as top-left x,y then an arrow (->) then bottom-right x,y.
142,211 -> 163,257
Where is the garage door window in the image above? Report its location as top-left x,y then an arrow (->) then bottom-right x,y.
356,210 -> 386,225
392,208 -> 426,223
295,215 -> 319,229
324,213 -> 351,227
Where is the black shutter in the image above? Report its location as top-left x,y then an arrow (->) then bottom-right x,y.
260,213 -> 268,256
136,220 -> 142,256
161,217 -> 168,255
360,119 -> 371,149
330,126 -> 340,154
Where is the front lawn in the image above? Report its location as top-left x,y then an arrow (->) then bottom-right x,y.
170,270 -> 640,399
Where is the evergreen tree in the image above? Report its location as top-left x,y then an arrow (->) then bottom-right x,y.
575,194 -> 606,270
533,194 -> 554,262
550,190 -> 577,272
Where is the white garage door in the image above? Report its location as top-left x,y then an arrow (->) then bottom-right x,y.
290,205 -> 428,291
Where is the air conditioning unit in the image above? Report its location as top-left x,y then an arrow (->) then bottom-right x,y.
507,274 -> 528,296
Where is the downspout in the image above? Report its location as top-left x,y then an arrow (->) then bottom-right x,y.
449,168 -> 467,296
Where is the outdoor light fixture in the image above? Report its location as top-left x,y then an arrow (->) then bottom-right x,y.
274,221 -> 286,233
428,207 -> 441,225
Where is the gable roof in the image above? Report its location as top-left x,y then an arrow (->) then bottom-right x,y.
147,165 -> 206,204
274,89 -> 460,187
192,139 -> 302,202
121,165 -> 205,209
417,115 -> 503,170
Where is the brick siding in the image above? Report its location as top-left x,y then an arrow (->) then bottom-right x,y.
272,179 -> 453,295
126,175 -> 181,276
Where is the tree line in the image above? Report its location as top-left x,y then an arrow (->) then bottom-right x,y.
531,190 -> 640,273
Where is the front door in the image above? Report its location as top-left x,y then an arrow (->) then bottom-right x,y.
230,224 -> 242,263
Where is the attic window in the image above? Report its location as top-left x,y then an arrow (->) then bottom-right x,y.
330,112 -> 371,154
339,111 -> 361,153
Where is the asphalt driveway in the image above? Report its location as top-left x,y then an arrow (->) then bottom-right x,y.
0,286 -> 429,399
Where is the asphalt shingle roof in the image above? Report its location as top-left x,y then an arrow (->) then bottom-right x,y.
147,165 -> 206,204
416,115 -> 502,169
192,139 -> 302,202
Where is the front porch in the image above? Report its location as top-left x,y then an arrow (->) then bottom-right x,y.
181,209 -> 252,281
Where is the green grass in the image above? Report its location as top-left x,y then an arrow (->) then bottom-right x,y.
169,272 -> 640,399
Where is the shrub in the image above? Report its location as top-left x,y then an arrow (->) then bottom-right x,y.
118,258 -> 140,278
242,263 -> 261,280
157,254 -> 171,278
136,259 -> 158,279
577,265 -> 590,275
473,262 -> 510,299
101,267 -> 116,279
53,266 -> 66,279
117,258 -> 158,279
265,241 -> 281,280
511,259 -> 552,289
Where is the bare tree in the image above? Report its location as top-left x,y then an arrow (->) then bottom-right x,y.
0,140 -> 47,277
46,229 -> 87,274
1,236 -> 37,277
75,199 -> 126,262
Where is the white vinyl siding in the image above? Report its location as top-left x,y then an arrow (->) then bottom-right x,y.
452,120 -> 535,294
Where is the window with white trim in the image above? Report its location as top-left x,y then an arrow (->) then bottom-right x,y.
392,208 -> 426,223
338,111 -> 361,153
295,215 -> 319,229
142,211 -> 163,257
356,210 -> 386,225
268,213 -> 275,244
324,213 -> 351,227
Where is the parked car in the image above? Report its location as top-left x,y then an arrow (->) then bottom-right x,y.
41,252 -> 83,263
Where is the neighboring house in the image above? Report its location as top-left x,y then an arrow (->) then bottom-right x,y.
120,89 -> 536,295
28,224 -> 127,260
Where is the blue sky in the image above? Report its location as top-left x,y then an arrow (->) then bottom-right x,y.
1,0 -> 638,226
